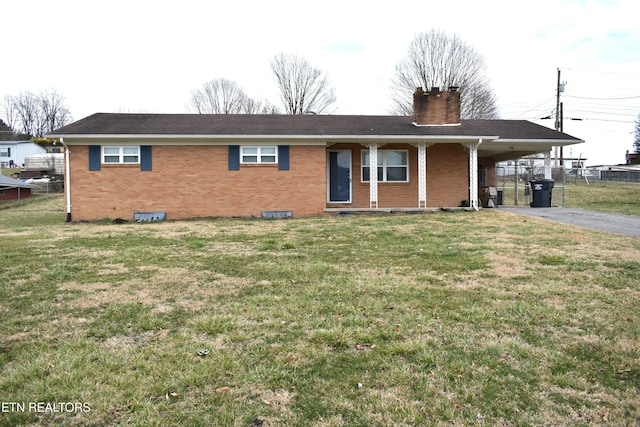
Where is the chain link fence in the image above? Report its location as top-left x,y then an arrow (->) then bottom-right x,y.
583,169 -> 640,187
494,165 -> 567,207
30,180 -> 64,196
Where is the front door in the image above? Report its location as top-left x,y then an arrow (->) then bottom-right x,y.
328,150 -> 352,203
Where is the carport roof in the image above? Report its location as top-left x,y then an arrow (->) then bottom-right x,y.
0,175 -> 38,189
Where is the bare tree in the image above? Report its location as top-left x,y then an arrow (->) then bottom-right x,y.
270,53 -> 336,115
189,78 -> 250,114
40,90 -> 72,134
391,30 -> 499,119
1,90 -> 72,138
1,96 -> 18,135
241,98 -> 281,115
12,92 -> 40,137
189,78 -> 281,114
0,118 -> 14,141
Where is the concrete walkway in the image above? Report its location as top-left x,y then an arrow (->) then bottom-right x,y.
499,207 -> 640,237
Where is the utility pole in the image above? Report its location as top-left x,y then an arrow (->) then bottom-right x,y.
560,102 -> 564,165
555,68 -> 561,132
554,68 -> 566,166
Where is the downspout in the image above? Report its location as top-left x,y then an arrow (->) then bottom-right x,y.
60,138 -> 72,222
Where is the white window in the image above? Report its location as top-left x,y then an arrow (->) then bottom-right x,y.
362,150 -> 408,182
103,146 -> 139,164
241,146 -> 277,164
0,148 -> 10,157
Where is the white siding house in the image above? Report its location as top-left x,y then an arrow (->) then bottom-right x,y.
0,141 -> 47,168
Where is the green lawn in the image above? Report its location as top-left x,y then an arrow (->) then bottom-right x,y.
1,195 -> 639,426
564,180 -> 640,215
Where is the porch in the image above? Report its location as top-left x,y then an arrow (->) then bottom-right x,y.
324,141 -> 484,211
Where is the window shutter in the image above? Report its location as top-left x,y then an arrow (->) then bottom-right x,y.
228,145 -> 240,170
278,145 -> 290,171
89,145 -> 101,171
6,148 -> 10,157
140,145 -> 152,171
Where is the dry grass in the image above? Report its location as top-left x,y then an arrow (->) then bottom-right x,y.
1,195 -> 639,426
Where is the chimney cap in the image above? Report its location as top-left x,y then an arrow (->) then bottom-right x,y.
448,86 -> 460,92
430,87 -> 440,93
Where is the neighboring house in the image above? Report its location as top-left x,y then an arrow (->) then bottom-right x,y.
47,88 -> 582,221
625,150 -> 639,165
0,175 -> 37,201
0,141 -> 47,168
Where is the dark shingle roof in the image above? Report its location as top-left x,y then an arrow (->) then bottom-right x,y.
48,113 -> 582,142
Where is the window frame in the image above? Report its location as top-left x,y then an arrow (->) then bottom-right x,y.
478,163 -> 487,187
240,146 -> 278,164
361,149 -> 409,183
102,146 -> 140,164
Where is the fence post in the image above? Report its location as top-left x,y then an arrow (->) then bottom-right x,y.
513,162 -> 520,206
561,166 -> 566,207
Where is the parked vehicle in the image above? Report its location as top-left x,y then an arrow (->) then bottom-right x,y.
24,177 -> 51,184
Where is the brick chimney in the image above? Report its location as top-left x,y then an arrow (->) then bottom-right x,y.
413,87 -> 461,125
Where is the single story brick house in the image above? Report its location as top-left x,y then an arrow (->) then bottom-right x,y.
47,88 -> 582,221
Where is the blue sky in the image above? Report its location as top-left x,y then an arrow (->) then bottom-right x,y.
2,0 -> 639,165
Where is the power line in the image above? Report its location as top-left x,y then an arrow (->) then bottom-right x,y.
565,95 -> 640,101
504,97 -> 556,119
577,118 -> 635,124
570,109 -> 637,117
559,66 -> 640,77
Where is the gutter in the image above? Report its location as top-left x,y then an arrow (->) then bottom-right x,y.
47,134 -> 501,145
59,138 -> 72,222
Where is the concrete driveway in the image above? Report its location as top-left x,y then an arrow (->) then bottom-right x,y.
499,207 -> 640,237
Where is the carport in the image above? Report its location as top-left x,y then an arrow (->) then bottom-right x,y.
0,175 -> 38,201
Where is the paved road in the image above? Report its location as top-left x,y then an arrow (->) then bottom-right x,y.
499,207 -> 640,237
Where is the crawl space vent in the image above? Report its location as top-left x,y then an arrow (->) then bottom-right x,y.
134,212 -> 166,222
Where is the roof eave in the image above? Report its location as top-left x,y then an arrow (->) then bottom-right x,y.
495,138 -> 584,146
47,134 -> 501,145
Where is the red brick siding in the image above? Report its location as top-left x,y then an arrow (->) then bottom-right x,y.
69,145 -> 326,220
359,144 -> 418,208
327,143 -> 469,209
0,188 -> 32,201
413,89 -> 461,125
482,157 -> 497,186
69,142 -> 473,220
478,157 -> 498,206
426,144 -> 469,207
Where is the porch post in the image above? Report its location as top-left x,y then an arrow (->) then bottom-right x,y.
417,143 -> 427,208
368,143 -> 378,208
463,139 -> 482,210
544,151 -> 552,179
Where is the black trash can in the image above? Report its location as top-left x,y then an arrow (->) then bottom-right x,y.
529,179 -> 554,207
